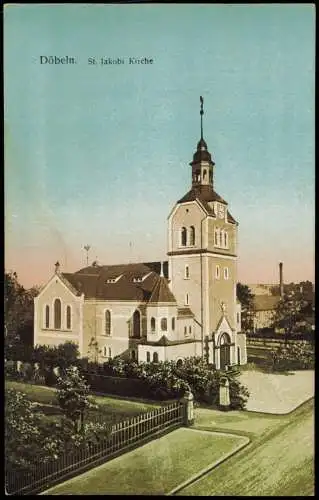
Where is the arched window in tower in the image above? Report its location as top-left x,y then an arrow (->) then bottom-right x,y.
151,317 -> 156,332
219,229 -> 223,247
190,226 -> 195,246
45,305 -> 50,329
214,228 -> 219,246
54,298 -> 61,329
105,310 -> 111,336
203,169 -> 207,181
66,305 -> 72,330
181,227 -> 187,247
224,231 -> 228,248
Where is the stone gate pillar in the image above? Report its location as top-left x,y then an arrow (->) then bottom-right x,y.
182,390 -> 194,426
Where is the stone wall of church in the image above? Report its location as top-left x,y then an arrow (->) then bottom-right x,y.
34,276 -> 82,353
82,300 -> 147,360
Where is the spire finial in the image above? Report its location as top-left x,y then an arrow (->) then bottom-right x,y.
200,96 -> 204,139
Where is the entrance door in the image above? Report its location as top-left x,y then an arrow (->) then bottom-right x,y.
219,332 -> 231,370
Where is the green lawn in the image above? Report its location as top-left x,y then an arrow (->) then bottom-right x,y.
41,428 -> 248,495
194,407 -> 281,439
5,380 -> 161,426
178,400 -> 314,496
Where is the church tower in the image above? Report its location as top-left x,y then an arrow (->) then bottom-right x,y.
167,97 -> 245,369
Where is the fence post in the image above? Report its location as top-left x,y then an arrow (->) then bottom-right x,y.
181,391 -> 194,426
219,377 -> 230,411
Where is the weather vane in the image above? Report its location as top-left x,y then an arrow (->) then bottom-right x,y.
200,96 -> 204,139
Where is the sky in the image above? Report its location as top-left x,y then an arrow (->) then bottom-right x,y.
4,4 -> 315,288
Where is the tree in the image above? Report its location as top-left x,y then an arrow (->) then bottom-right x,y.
271,289 -> 312,343
5,389 -> 45,471
236,283 -> 255,333
56,367 -> 97,432
4,271 -> 39,347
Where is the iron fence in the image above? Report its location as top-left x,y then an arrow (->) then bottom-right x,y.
6,400 -> 185,495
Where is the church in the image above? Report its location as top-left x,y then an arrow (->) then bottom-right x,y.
34,99 -> 247,370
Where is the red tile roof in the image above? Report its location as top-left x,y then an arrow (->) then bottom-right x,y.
177,185 -> 237,224
62,262 -> 176,303
253,295 -> 280,312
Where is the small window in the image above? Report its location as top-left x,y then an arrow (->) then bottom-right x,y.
224,267 -> 229,280
184,326 -> 187,336
131,350 -> 136,361
151,317 -> 156,332
54,298 -> 61,329
146,351 -> 150,362
161,318 -> 167,331
185,265 -> 189,279
66,305 -> 71,330
105,310 -> 111,336
103,346 -> 107,357
214,229 -> 218,246
189,325 -> 192,334
172,317 -> 175,331
215,265 -> 220,279
189,226 -> 195,246
181,227 -> 187,246
224,231 -> 228,248
219,231 -> 223,247
185,293 -> 189,305
153,352 -> 159,363
203,169 -> 207,180
45,305 -> 50,329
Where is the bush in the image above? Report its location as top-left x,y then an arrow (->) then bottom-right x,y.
271,342 -> 314,371
84,357 -> 250,409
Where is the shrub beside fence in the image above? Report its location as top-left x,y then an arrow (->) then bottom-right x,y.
83,372 -> 156,399
6,399 -> 186,496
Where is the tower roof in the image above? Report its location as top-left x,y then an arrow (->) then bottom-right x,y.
190,137 -> 215,166
148,275 -> 177,304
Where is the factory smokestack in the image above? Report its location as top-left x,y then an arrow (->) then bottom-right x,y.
279,262 -> 284,297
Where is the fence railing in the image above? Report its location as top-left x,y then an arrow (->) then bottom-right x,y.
6,400 -> 186,496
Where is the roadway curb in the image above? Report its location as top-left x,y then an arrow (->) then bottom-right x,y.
167,430 -> 250,496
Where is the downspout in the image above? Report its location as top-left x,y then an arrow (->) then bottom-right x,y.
200,215 -> 206,360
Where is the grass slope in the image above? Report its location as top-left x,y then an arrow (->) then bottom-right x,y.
42,428 -> 247,495
5,380 -> 161,425
178,400 -> 314,496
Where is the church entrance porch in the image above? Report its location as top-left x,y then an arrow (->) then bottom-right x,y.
219,332 -> 231,371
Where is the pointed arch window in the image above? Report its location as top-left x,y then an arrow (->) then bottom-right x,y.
146,352 -> 151,362
190,226 -> 195,246
203,169 -> 207,181
172,317 -> 175,331
45,305 -> 50,329
151,317 -> 156,332
66,305 -> 72,330
54,299 -> 61,329
181,227 -> 187,246
161,318 -> 167,331
105,310 -> 111,336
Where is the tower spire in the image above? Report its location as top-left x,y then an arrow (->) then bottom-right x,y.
200,96 -> 204,139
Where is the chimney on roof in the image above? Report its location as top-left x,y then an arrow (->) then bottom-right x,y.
279,262 -> 284,297
55,261 -> 60,274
